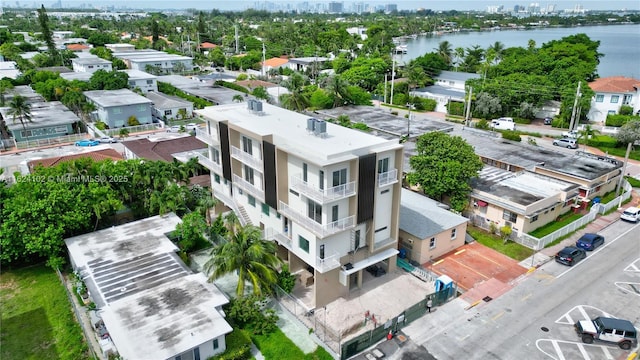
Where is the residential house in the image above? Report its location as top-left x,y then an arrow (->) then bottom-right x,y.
287,57 -> 330,73
71,57 -> 113,73
84,89 -> 153,128
261,57 -> 289,74
587,76 -> 640,122
27,148 -> 123,173
65,214 -> 232,360
1,101 -> 81,143
122,136 -> 206,162
145,91 -> 193,121
411,71 -> 480,113
346,27 -> 368,40
66,43 -> 91,53
0,61 -> 21,79
399,188 -> 469,264
467,168 -> 579,236
123,69 -> 158,93
105,43 -> 135,52
198,42 -> 218,53
52,30 -> 74,40
195,101 -> 404,308
112,49 -> 193,74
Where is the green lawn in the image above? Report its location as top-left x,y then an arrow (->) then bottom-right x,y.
249,328 -> 333,360
527,212 -> 584,238
467,227 -> 534,261
0,265 -> 88,360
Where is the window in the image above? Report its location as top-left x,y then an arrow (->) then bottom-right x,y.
212,149 -> 220,164
164,109 -> 172,115
242,136 -> 253,155
244,165 -> 254,185
595,94 -> 604,102
262,203 -> 270,215
146,79 -> 154,85
138,104 -> 147,111
429,237 -> 436,249
531,215 -> 538,223
128,81 -> 135,86
378,158 -> 389,173
175,356 -> 181,360
88,65 -> 94,69
303,163 -> 308,182
375,226 -> 387,233
503,210 -> 517,222
319,170 -> 324,190
214,174 -> 220,183
332,168 -> 347,187
299,236 -> 310,252
113,108 -> 122,114
610,95 -> 619,104
332,205 -> 338,222
608,110 -> 616,115
451,228 -> 457,240
248,195 -> 256,207
194,347 -> 200,360
289,189 -> 299,196
354,230 -> 361,249
381,189 -> 390,194
213,339 -> 219,349
20,130 -> 33,137
308,200 -> 322,223
623,94 -> 632,104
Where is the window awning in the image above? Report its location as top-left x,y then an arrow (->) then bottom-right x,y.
476,200 -> 488,207
340,248 -> 398,276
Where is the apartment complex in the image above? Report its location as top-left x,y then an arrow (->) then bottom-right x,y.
195,101 -> 403,308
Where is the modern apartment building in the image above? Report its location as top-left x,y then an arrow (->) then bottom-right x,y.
195,101 -> 403,308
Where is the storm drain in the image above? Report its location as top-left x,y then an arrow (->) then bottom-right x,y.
482,296 -> 493,302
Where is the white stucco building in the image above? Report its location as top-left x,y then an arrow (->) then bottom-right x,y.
71,57 -> 113,73
587,76 -> 640,123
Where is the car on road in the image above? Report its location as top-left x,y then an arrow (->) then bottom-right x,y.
562,130 -> 579,138
575,317 -> 637,350
620,206 -> 640,223
555,246 -> 586,266
98,136 -> 117,143
75,139 -> 100,147
575,233 -> 604,251
186,123 -> 198,131
543,117 -> 553,125
166,125 -> 182,133
552,137 -> 578,149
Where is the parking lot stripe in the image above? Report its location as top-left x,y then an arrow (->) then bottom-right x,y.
602,346 -> 614,360
447,258 -> 490,279
552,340 -> 567,360
577,306 -> 590,323
577,343 -> 591,360
491,311 -> 505,321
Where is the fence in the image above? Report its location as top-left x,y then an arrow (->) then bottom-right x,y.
15,133 -> 86,149
339,288 -> 455,360
55,269 -> 99,360
596,182 -> 632,215
103,123 -> 161,137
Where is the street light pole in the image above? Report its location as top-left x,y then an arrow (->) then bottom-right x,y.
406,103 -> 413,137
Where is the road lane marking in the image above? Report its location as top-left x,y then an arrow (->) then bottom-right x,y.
521,293 -> 532,301
578,306 -> 590,323
555,305 -> 614,324
557,222 -> 640,279
458,334 -> 470,342
614,282 -> 640,296
551,340 -> 567,360
577,343 -> 591,360
454,249 -> 466,255
432,259 -> 444,266
624,259 -> 640,272
491,311 -> 505,321
557,313 -> 574,325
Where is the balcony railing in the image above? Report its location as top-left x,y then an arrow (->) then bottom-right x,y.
232,174 -> 265,201
290,175 -> 356,204
279,201 -> 356,238
264,228 -> 293,250
195,128 -> 219,147
316,251 -> 341,273
231,146 -> 263,170
377,169 -> 398,187
194,152 -> 222,173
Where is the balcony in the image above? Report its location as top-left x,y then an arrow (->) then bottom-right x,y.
372,237 -> 397,251
264,228 -> 293,250
194,151 -> 222,174
232,174 -> 265,201
377,169 -> 398,187
290,175 -> 356,204
279,201 -> 356,238
231,146 -> 263,170
195,128 -> 219,147
316,251 -> 341,273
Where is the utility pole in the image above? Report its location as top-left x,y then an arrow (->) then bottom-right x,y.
384,74 -> 388,104
390,54 -> 396,105
465,86 -> 473,126
616,142 -> 632,204
234,24 -> 239,54
568,81 -> 582,132
262,42 -> 266,77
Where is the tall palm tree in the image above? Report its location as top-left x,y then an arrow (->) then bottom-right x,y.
487,41 -> 505,64
232,94 -> 244,103
453,47 -> 465,72
204,223 -> 282,297
280,73 -> 309,111
435,41 -> 453,67
578,124 -> 598,151
327,75 -> 350,107
8,95 -> 33,143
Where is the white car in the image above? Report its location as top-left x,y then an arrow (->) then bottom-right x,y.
186,123 -> 199,131
620,206 -> 640,223
98,136 -> 117,143
166,125 -> 182,133
562,130 -> 579,138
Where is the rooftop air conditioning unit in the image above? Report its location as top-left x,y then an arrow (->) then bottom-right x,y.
307,118 -> 317,132
314,119 -> 326,135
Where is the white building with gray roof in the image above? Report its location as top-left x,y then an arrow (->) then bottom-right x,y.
399,188 -> 469,264
145,91 -> 193,120
84,89 -> 153,128
71,57 -> 113,73
65,214 -> 232,360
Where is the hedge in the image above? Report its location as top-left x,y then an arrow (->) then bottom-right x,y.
447,101 -> 465,116
605,114 -> 640,127
501,130 -> 522,142
158,82 -> 213,109
209,330 -> 252,360
586,135 -> 618,148
215,80 -> 250,94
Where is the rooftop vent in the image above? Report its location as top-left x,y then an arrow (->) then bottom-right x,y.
247,99 -> 264,114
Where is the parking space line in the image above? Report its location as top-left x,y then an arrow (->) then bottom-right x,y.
446,257 -> 490,279
602,346 -> 614,360
577,306 -> 590,323
552,340 -> 567,360
577,343 -> 591,360
521,293 -> 532,302
624,259 -> 640,272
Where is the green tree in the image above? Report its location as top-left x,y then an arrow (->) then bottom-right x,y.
175,212 -> 208,252
578,124 -> 598,150
436,40 -> 453,66
89,70 -> 129,90
0,79 -> 14,107
474,92 -> 502,119
232,94 -> 244,103
407,132 -> 483,211
204,223 -> 282,297
127,116 -> 140,126
252,86 -> 270,101
119,128 -> 130,139
37,5 -> 58,61
8,95 -> 32,142
279,72 -> 309,111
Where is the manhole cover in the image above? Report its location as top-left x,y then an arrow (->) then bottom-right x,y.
541,327 -> 549,332
482,296 -> 493,302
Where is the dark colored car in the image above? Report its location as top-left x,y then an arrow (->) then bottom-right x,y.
576,233 -> 605,251
555,246 -> 586,266
543,117 -> 553,125
365,265 -> 386,277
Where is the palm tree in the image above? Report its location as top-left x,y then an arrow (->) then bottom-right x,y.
8,95 -> 33,143
232,94 -> 244,103
578,124 -> 598,151
435,41 -> 453,67
280,73 -> 309,111
453,47 -> 465,72
487,41 -> 505,64
327,75 -> 350,107
204,223 -> 282,297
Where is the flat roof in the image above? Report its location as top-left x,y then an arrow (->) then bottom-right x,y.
400,188 -> 468,239
413,84 -> 466,98
65,214 -> 232,360
435,70 -> 481,82
2,101 -> 80,130
196,103 -> 402,166
61,69 -> 157,82
72,57 -> 112,65
145,91 -> 192,109
84,89 -> 153,107
121,69 -> 157,80
158,75 -> 247,105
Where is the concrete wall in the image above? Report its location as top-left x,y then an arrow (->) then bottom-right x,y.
399,222 -> 467,264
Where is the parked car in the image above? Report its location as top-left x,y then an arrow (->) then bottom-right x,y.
575,317 -> 637,350
562,130 -> 579,138
98,136 -> 117,143
543,117 -> 553,125
75,139 -> 100,147
555,246 -> 586,266
553,137 -> 578,149
576,233 -> 605,251
166,125 -> 182,133
620,206 -> 640,223
365,265 -> 386,277
186,123 -> 198,131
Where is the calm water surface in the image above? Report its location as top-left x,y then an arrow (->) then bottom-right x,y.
403,24 -> 640,78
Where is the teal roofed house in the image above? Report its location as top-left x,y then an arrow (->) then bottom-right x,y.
1,101 -> 81,143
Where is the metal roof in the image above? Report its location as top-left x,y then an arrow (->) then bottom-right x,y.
399,188 -> 468,239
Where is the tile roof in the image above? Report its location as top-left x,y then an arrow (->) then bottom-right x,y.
66,43 -> 90,51
123,136 -> 206,162
261,57 -> 289,67
199,42 -> 218,49
27,148 -> 123,173
588,76 -> 640,93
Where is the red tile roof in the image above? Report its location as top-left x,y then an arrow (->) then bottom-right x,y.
66,43 -> 90,51
28,148 -> 123,173
588,76 -> 640,93
123,136 -> 206,162
261,57 -> 289,68
199,42 -> 218,49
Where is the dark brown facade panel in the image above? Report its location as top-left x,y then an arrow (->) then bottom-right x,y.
263,141 -> 278,209
357,153 -> 376,223
219,122 -> 232,181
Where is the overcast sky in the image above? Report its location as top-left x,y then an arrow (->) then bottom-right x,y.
50,1 -> 640,11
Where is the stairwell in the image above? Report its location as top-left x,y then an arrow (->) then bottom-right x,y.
237,205 -> 252,226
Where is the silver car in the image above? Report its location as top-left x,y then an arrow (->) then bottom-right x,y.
553,137 -> 578,149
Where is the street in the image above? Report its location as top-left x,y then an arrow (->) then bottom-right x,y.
403,220 -> 640,360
